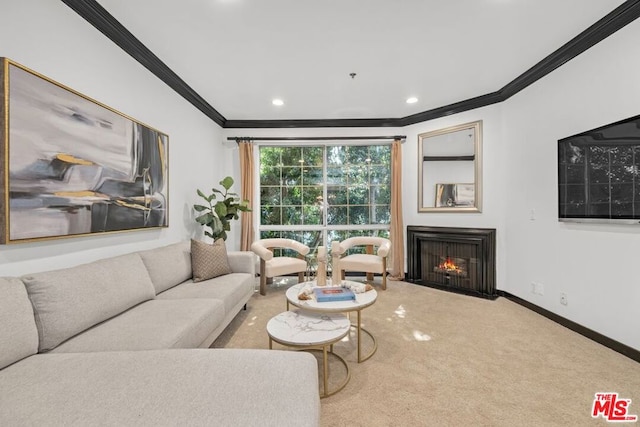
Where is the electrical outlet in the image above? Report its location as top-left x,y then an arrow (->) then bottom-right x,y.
560,293 -> 568,306
537,283 -> 544,296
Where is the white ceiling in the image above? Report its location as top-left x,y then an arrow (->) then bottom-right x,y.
96,0 -> 625,121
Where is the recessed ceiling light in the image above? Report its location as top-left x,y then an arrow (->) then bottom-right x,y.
406,97 -> 418,104
272,99 -> 284,106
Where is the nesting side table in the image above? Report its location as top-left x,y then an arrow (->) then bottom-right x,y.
286,281 -> 378,363
266,309 -> 351,398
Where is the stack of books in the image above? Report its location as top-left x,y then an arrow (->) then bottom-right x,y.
314,286 -> 356,302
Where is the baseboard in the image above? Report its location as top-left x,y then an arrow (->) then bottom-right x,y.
497,290 -> 640,364
406,279 -> 499,300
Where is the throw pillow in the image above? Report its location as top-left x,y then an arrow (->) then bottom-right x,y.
191,239 -> 232,282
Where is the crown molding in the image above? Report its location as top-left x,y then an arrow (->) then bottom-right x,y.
498,0 -> 640,99
62,0 -> 640,129
223,117 -> 401,129
60,0 -> 226,127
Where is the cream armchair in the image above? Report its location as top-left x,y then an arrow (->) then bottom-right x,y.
331,236 -> 391,290
251,238 -> 310,295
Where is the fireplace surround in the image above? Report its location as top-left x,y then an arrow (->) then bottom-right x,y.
407,226 -> 497,299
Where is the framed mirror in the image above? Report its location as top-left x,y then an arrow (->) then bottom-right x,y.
418,120 -> 482,212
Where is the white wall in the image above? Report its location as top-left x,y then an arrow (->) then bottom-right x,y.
403,105 -> 508,296
502,18 -> 640,350
222,104 -> 508,297
0,0 -> 231,276
2,0 -> 637,351
225,16 -> 640,352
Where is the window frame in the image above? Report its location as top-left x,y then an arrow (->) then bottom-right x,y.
254,141 -> 392,251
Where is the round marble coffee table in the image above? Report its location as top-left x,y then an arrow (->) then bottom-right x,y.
286,281 -> 378,363
266,309 -> 351,398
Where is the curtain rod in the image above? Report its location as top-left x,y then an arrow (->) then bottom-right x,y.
228,135 -> 406,142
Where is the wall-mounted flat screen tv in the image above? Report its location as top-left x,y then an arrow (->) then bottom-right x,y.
558,114 -> 640,224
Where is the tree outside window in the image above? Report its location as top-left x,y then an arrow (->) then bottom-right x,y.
259,144 -> 391,255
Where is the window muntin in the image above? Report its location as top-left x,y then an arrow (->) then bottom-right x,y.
258,144 -> 391,251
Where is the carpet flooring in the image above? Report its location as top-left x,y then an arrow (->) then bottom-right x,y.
212,278 -> 640,426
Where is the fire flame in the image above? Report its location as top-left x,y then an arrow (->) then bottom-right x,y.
439,257 -> 461,272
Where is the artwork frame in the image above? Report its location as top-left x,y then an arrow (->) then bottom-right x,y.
418,120 -> 482,213
435,183 -> 475,208
0,58 -> 169,244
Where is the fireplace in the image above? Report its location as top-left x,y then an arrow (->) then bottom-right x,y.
407,226 -> 497,299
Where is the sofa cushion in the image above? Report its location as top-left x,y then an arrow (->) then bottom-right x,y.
22,253 -> 156,352
0,349 -> 320,426
227,250 -> 257,275
191,239 -> 232,282
138,241 -> 192,294
51,299 -> 224,352
157,273 -> 254,316
0,277 -> 39,369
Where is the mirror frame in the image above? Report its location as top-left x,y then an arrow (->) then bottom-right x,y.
418,120 -> 483,213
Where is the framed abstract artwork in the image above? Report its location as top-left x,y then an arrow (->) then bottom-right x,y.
0,58 -> 168,243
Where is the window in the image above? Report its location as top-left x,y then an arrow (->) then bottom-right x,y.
258,144 -> 391,254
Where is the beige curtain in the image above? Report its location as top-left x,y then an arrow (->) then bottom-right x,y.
238,141 -> 254,251
389,138 -> 405,280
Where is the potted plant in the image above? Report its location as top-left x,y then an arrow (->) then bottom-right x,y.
194,176 -> 251,241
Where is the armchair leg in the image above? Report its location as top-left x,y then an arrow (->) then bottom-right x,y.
260,260 -> 267,296
382,258 -> 387,290
298,272 -> 305,283
365,245 -> 374,283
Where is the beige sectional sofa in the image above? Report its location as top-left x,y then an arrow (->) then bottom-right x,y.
0,241 -> 320,426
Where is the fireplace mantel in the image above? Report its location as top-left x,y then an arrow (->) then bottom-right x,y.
407,226 -> 497,299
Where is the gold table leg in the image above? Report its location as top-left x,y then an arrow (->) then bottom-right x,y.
322,345 -> 329,397
318,346 -> 350,398
354,309 -> 378,363
357,310 -> 362,362
268,339 -> 350,398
